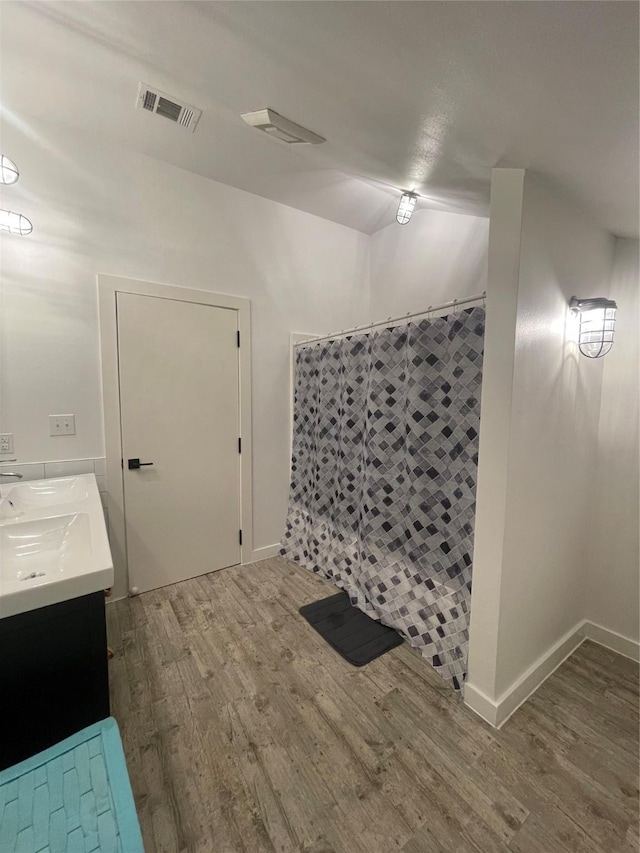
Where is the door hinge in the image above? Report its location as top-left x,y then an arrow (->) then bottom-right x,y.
238,437 -> 242,454
237,330 -> 241,348
239,529 -> 243,546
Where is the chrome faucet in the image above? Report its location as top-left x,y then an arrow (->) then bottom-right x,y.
0,472 -> 23,480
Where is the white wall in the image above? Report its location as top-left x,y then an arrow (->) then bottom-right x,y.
370,208 -> 489,317
466,169 -> 616,722
585,238 -> 640,644
463,170 -> 526,707
496,173 -> 614,694
0,119 -> 370,554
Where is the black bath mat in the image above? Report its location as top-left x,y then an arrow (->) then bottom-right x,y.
299,591 -> 403,666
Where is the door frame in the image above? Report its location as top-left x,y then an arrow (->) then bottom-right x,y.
98,274 -> 253,599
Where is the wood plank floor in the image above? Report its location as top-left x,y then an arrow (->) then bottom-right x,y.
107,557 -> 639,853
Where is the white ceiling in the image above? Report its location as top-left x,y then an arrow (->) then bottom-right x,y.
2,1 -> 638,236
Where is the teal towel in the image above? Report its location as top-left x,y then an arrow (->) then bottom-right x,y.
0,717 -> 144,852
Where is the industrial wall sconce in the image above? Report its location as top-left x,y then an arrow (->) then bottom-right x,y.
570,296 -> 617,358
0,153 -> 32,235
396,191 -> 418,225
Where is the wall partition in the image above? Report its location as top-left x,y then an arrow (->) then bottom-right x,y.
282,305 -> 485,691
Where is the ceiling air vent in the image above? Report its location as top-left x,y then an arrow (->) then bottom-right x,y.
240,109 -> 325,145
136,83 -> 202,132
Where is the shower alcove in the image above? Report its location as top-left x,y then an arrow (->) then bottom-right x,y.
281,168 -> 626,728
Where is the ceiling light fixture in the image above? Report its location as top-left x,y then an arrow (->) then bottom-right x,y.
0,155 -> 19,185
396,191 -> 417,225
0,155 -> 32,235
0,209 -> 33,236
241,108 -> 326,145
570,296 -> 617,358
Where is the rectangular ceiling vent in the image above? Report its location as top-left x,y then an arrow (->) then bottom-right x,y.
136,83 -> 202,133
240,109 -> 325,145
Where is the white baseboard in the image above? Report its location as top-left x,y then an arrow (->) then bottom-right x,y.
465,618 -> 640,729
461,682 -> 501,727
465,619 -> 588,728
584,621 -> 640,662
248,544 -> 281,563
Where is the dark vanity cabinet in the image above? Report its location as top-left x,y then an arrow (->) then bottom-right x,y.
0,591 -> 110,770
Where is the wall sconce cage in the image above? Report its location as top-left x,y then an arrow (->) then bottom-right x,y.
570,296 -> 617,358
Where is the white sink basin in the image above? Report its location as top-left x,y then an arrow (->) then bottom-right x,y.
5,477 -> 90,509
0,474 -> 113,619
1,513 -> 92,577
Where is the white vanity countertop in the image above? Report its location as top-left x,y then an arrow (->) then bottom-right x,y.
0,474 -> 114,619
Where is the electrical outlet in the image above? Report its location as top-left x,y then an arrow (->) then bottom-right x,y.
0,433 -> 14,454
49,414 -> 76,436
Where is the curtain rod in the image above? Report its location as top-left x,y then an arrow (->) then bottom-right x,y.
294,291 -> 486,347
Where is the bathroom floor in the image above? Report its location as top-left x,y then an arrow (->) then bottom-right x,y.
107,557 -> 639,853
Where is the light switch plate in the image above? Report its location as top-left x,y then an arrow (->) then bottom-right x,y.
0,433 -> 13,453
49,414 -> 76,436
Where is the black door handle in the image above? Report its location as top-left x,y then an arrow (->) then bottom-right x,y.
128,458 -> 154,470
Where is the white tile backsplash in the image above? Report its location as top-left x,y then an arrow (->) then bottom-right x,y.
2,456 -> 111,540
45,459 -> 95,478
0,458 -> 108,488
0,462 -> 45,481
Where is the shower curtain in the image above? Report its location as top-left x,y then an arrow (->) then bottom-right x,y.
281,306 -> 485,691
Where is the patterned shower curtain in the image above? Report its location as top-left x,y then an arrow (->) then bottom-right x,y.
281,306 -> 485,691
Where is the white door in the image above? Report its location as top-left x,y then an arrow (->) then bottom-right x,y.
117,292 -> 241,594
